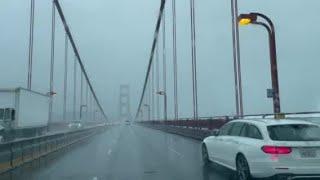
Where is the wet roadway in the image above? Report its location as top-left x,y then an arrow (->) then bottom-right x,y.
1,125 -> 236,180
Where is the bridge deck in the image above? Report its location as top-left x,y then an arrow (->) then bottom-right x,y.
2,125 -> 234,180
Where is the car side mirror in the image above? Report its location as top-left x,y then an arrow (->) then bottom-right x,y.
211,129 -> 220,136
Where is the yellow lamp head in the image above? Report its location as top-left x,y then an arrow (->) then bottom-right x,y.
239,18 -> 252,26
238,13 -> 258,26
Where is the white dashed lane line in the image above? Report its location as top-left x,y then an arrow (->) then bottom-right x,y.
168,147 -> 183,158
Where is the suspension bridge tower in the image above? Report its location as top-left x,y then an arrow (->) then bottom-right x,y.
119,85 -> 131,121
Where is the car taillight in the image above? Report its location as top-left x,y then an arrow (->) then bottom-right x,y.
262,146 -> 292,154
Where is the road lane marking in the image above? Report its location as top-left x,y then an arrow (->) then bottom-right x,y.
168,147 -> 183,158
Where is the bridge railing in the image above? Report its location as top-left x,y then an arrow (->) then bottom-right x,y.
137,111 -> 320,140
140,118 -> 229,130
137,118 -> 231,140
0,124 -> 107,174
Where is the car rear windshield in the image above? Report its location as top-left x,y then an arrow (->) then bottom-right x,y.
267,124 -> 320,141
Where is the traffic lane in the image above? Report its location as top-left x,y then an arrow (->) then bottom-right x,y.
1,126 -> 122,180
35,125 -> 123,180
1,125 -> 236,180
104,125 -> 200,180
126,125 -> 236,180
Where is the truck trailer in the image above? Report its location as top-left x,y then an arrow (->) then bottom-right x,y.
0,88 -> 50,141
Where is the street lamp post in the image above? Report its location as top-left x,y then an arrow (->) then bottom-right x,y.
238,13 -> 282,118
231,0 -> 243,117
156,91 -> 167,121
144,104 -> 151,121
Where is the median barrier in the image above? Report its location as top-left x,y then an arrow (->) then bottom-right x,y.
0,124 -> 108,174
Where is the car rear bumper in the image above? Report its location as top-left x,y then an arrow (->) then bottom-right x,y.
275,174 -> 320,180
250,162 -> 320,178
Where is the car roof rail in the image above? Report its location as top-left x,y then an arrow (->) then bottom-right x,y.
238,111 -> 320,119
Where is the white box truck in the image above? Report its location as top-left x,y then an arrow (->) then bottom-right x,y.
0,88 -> 50,140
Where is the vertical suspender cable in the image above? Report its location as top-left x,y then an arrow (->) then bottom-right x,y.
90,93 -> 93,120
80,71 -> 83,119
94,95 -> 96,120
27,0 -> 35,90
190,0 -> 198,121
145,82 -> 149,121
89,85 -> 91,120
156,42 -> 160,120
93,100 -> 95,121
48,1 -> 55,128
93,94 -> 95,120
148,77 -> 151,120
73,55 -> 77,120
152,56 -> 155,120
144,86 -> 147,121
172,0 -> 179,121
149,82 -> 151,121
88,92 -> 91,120
86,83 -> 88,120
162,8 -> 168,121
63,33 -> 68,122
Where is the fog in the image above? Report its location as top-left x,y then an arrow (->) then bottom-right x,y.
0,0 -> 319,120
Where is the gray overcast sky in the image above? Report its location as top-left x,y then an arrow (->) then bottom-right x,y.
0,0 -> 320,120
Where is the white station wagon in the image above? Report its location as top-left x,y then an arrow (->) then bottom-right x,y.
202,119 -> 320,180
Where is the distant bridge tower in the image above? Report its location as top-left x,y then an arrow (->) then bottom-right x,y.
119,85 -> 131,121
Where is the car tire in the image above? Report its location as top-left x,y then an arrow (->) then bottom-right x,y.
236,154 -> 252,180
275,175 -> 289,180
202,144 -> 210,166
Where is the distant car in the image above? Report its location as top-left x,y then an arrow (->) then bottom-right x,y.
68,121 -> 83,129
125,120 -> 131,125
202,119 -> 320,180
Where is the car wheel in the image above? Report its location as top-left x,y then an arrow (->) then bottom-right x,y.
236,154 -> 251,180
275,175 -> 289,180
202,144 -> 210,166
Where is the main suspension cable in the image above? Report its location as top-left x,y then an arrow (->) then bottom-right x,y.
54,0 -> 108,120
135,0 -> 166,120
